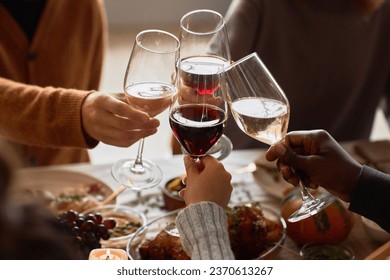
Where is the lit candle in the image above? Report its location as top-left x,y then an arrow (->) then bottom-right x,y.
88,248 -> 128,260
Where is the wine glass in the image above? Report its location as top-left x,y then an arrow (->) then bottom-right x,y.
111,29 -> 180,191
223,52 -> 336,222
166,59 -> 228,236
177,9 -> 233,160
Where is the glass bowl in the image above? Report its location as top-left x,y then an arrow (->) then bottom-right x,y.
83,204 -> 147,249
126,204 -> 286,260
300,243 -> 355,260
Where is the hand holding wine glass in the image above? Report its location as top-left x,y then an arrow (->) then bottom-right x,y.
180,155 -> 233,209
223,52 -> 336,222
111,29 -> 180,191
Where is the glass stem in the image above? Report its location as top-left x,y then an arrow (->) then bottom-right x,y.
181,156 -> 201,185
131,138 -> 145,174
292,167 -> 316,202
192,156 -> 201,163
298,180 -> 316,202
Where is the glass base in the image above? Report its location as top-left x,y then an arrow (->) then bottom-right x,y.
288,193 -> 336,223
181,134 -> 233,161
111,158 -> 163,191
164,223 -> 180,237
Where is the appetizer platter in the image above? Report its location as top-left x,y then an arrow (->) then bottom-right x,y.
11,169 -> 115,214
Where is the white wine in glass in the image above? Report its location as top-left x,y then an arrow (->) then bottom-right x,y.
111,29 -> 180,191
230,97 -> 290,145
224,52 -> 335,222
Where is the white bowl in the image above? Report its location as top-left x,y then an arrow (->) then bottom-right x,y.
361,216 -> 390,244
83,204 -> 147,249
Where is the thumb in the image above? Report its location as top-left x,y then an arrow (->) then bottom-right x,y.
183,155 -> 200,177
178,188 -> 186,198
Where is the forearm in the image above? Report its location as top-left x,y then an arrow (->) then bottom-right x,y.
176,202 -> 234,260
0,77 -> 98,148
349,165 -> 390,232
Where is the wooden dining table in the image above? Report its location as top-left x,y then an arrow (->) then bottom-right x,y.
13,140 -> 390,260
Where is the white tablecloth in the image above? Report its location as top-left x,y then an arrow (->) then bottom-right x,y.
13,149 -> 383,259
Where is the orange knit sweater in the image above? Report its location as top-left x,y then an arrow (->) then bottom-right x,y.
0,0 -> 107,166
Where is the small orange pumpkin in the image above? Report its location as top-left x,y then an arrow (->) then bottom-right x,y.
281,190 -> 354,245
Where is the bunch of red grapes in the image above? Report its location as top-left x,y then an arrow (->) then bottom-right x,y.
57,209 -> 116,259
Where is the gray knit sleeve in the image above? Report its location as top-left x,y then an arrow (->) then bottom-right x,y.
175,202 -> 235,260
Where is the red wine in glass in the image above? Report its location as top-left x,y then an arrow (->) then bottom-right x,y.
180,55 -> 229,95
169,104 -> 227,159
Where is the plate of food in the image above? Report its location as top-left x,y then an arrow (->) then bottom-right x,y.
252,154 -> 294,199
127,202 -> 286,260
11,169 -> 115,214
83,204 -> 147,249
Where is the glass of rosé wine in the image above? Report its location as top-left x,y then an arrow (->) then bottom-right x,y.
111,30 -> 180,191
223,52 -> 336,222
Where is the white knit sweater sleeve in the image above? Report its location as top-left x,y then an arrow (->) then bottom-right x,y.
175,202 -> 235,260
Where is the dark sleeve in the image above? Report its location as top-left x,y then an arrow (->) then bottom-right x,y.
224,0 -> 262,61
349,165 -> 390,232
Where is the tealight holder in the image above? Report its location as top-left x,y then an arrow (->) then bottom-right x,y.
89,248 -> 128,260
